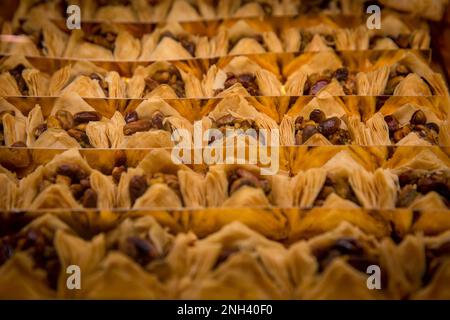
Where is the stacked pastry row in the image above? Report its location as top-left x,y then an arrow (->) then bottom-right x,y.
1,12 -> 432,59
1,93 -> 449,148
8,0 -> 449,23
1,213 -> 449,299
1,50 -> 447,99
1,146 -> 449,212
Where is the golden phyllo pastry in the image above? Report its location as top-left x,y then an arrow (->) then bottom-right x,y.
117,149 -> 205,209
169,221 -> 291,299
0,55 -> 49,97
203,56 -> 282,97
18,149 -> 116,210
0,214 -> 105,299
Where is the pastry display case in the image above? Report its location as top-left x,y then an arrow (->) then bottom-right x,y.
0,0 -> 449,300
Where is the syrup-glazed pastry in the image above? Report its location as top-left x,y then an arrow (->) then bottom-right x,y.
378,0 -> 449,21
204,162 -> 289,207
115,98 -> 193,148
217,0 -> 293,18
18,149 -> 116,210
78,216 -> 174,299
0,214 -> 105,299
128,61 -> 203,99
117,149 -> 205,209
287,149 -> 397,210
0,55 -> 49,96
1,18 -> 67,57
212,19 -> 283,57
201,94 -> 279,147
0,98 -> 27,147
169,221 -> 291,299
165,0 -> 216,22
288,222 -> 413,299
280,97 -> 356,146
0,165 -> 19,210
352,98 -> 449,146
48,61 -> 126,98
63,24 -> 141,60
203,56 -> 282,97
26,92 -> 111,148
284,52 -> 357,96
385,147 -> 450,210
411,230 -> 450,299
357,51 -> 449,96
139,22 -> 209,60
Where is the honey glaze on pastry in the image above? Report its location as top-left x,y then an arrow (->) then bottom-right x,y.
39,163 -> 98,208
215,72 -> 260,96
143,66 -> 185,98
312,237 -> 381,277
8,64 -> 30,96
128,173 -> 183,206
83,25 -> 117,52
294,109 -> 350,145
33,110 -> 101,148
313,174 -> 361,207
158,31 -> 196,57
396,170 -> 450,208
227,168 -> 271,196
304,67 -> 356,95
122,110 -> 166,136
384,110 -> 439,144
0,224 -> 61,290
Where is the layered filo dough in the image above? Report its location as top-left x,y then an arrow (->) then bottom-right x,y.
1,18 -> 68,57
378,0 -> 449,21
201,94 -> 279,146
48,61 -> 126,98
386,148 -> 450,210
288,222 -> 413,299
352,98 -> 449,146
139,22 -> 209,60
127,61 -> 203,99
63,24 -> 141,60
17,149 -> 116,210
0,55 -> 50,97
11,0 -> 66,30
117,149 -> 205,209
358,51 -> 448,96
212,19 -> 283,57
280,97 -> 356,146
114,98 -> 193,148
286,149 -> 398,210
79,216 -> 174,299
281,13 -> 430,53
0,98 -> 27,147
365,12 -> 430,50
0,165 -> 19,210
0,214 -> 105,299
169,221 -> 291,299
284,52 -> 358,96
217,0 -> 295,18
26,92 -> 111,148
409,230 -> 450,299
203,56 -> 282,97
204,163 -> 290,207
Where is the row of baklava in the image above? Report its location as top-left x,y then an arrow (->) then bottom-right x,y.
1,51 -> 447,100
10,0 -> 448,23
1,12 -> 431,59
1,93 -> 449,148
1,146 -> 449,211
0,213 -> 449,299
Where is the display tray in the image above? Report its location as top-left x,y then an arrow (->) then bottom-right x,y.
1,0 -> 450,301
